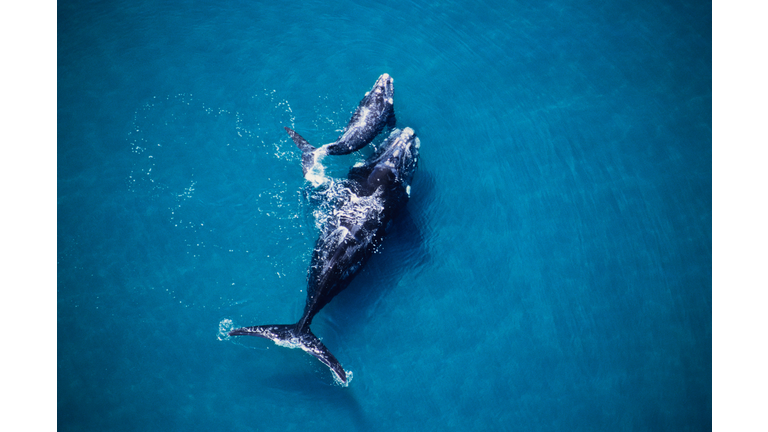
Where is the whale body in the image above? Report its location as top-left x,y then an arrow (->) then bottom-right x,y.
228,128 -> 419,384
285,73 -> 396,176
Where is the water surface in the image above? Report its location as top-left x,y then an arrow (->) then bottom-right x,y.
58,1 -> 712,430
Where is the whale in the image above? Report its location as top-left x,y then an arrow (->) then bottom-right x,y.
229,127 -> 420,384
284,73 -> 396,176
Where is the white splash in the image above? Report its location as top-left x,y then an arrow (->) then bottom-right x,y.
217,319 -> 234,341
305,148 -> 330,187
334,370 -> 353,387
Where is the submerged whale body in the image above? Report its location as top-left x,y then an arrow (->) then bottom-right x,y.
229,128 -> 420,384
285,73 -> 396,176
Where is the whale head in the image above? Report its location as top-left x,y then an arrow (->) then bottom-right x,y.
359,127 -> 419,196
370,73 -> 395,106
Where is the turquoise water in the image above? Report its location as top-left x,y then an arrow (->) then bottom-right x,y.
58,1 -> 711,430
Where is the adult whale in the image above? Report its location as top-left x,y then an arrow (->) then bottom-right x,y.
228,127 -> 420,384
284,73 -> 396,176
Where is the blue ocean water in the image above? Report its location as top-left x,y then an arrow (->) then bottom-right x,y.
57,0 -> 711,431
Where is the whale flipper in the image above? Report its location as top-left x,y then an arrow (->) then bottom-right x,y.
229,323 -> 347,384
387,110 -> 396,128
284,127 -> 321,176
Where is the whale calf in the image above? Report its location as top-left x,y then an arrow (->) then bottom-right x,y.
285,73 -> 396,176
229,127 -> 420,384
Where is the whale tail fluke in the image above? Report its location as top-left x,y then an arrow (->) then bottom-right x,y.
229,323 -> 347,384
284,127 -> 321,176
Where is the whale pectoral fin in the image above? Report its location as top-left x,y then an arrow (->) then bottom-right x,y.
229,324 -> 348,384
387,110 -> 397,128
284,127 -> 320,176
